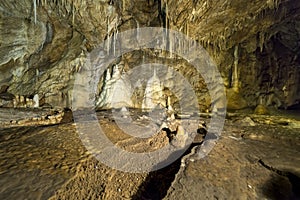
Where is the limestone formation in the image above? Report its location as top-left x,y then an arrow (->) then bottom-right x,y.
0,0 -> 299,110
254,104 -> 270,115
226,89 -> 248,110
97,65 -> 133,109
33,94 -> 39,108
142,69 -> 165,111
0,1 -> 299,199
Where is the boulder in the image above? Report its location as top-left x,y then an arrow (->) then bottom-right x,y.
254,104 -> 269,115
226,89 -> 248,110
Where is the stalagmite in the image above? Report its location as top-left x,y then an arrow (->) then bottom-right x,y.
142,69 -> 164,111
232,45 -> 239,92
19,96 -> 25,107
259,95 -> 264,105
142,52 -> 145,65
20,96 -> 24,103
105,68 -> 111,81
167,96 -> 173,110
136,19 -> 140,41
166,96 -> 175,120
97,64 -> 133,108
33,94 -> 39,108
113,64 -> 121,79
121,106 -> 128,113
12,99 -> 17,108
176,125 -> 185,136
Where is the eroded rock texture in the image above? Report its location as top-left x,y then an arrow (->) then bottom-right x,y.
0,0 -> 299,110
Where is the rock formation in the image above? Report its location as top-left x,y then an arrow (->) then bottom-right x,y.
142,69 -> 165,111
0,0 -> 299,111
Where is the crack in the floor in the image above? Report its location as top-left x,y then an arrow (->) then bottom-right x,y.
258,159 -> 300,199
132,142 -> 203,200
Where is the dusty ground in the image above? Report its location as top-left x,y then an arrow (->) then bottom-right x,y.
0,108 -> 299,200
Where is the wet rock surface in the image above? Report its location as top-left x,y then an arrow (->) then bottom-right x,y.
0,108 -> 299,199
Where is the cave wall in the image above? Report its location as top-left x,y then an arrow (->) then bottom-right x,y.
0,0 -> 299,110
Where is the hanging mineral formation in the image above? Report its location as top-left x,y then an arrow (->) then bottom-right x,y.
72,2 -> 75,24
107,17 -> 110,54
113,24 -> 118,56
33,0 -> 37,24
232,45 -> 239,92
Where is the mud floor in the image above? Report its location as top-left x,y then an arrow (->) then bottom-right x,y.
0,108 -> 299,199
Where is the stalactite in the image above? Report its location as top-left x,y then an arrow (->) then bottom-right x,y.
232,45 -> 239,92
116,24 -> 119,53
165,0 -> 168,29
157,0 -> 161,25
107,16 -> 110,54
267,0 -> 280,9
186,22 -> 189,37
65,1 -> 71,14
259,32 -> 265,52
165,1 -> 170,56
33,0 -> 37,24
72,2 -> 75,25
136,19 -> 140,41
179,37 -> 183,55
113,26 -> 117,56
169,32 -> 172,58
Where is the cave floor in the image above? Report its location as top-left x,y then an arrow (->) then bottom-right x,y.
0,108 -> 299,200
